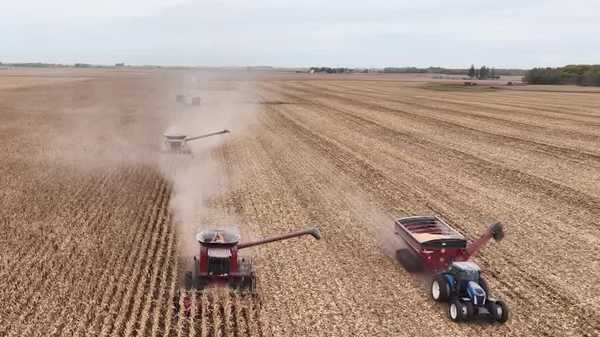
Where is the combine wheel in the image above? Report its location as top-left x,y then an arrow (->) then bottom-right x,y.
184,271 -> 193,290
448,299 -> 467,322
240,275 -> 257,295
431,275 -> 450,302
488,300 -> 509,323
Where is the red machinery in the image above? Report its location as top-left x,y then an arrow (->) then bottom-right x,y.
394,215 -> 503,272
184,227 -> 321,293
162,129 -> 230,154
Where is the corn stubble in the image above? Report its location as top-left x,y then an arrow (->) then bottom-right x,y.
1,69 -> 599,337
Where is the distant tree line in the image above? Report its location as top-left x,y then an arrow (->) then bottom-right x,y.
382,66 -> 523,77
383,67 -> 429,74
466,65 -> 500,80
384,67 -> 468,75
309,67 -> 368,74
6,62 -> 66,68
523,65 -> 600,86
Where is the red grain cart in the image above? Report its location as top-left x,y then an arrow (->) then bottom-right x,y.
394,215 -> 503,272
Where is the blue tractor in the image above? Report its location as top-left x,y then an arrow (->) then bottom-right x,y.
431,261 -> 509,323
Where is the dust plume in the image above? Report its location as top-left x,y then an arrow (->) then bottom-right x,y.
39,74 -> 169,173
159,72 -> 260,257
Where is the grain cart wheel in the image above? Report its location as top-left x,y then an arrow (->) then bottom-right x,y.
395,249 -> 422,272
449,300 -> 466,322
431,275 -> 450,302
490,223 -> 504,241
489,300 -> 509,323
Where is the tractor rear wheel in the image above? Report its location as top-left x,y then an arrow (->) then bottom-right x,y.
488,300 -> 509,323
431,275 -> 450,302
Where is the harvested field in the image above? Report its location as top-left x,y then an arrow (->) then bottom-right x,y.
1,69 -> 598,337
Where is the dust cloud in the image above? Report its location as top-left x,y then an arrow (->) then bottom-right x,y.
158,72 -> 260,257
41,70 -> 260,258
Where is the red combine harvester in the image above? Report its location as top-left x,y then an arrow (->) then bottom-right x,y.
394,215 -> 503,272
162,129 -> 230,155
184,227 -> 321,294
394,215 -> 508,323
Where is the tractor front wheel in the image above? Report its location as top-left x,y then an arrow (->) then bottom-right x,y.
464,301 -> 474,320
431,275 -> 450,302
448,300 -> 467,322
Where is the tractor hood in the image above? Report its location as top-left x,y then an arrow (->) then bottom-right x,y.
467,281 -> 487,306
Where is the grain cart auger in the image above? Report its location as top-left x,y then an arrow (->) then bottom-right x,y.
184,227 -> 321,294
162,129 -> 230,154
393,215 -> 508,323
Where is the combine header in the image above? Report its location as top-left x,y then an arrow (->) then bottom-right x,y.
162,129 -> 230,154
394,215 -> 508,323
176,227 -> 320,313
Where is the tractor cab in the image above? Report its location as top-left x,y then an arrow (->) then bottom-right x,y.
448,261 -> 481,282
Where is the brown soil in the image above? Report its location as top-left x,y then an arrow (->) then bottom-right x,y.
0,69 -> 598,337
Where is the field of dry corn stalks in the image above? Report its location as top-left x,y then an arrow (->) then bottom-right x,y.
0,68 -> 599,337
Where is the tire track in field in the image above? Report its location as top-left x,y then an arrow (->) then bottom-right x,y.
326,80 -> 600,120
273,82 -> 600,158
268,82 -> 600,199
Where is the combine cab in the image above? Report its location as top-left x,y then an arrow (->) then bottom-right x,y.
394,215 -> 508,323
163,134 -> 190,154
162,129 -> 230,155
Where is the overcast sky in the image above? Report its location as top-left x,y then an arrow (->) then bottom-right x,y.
2,0 -> 598,68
